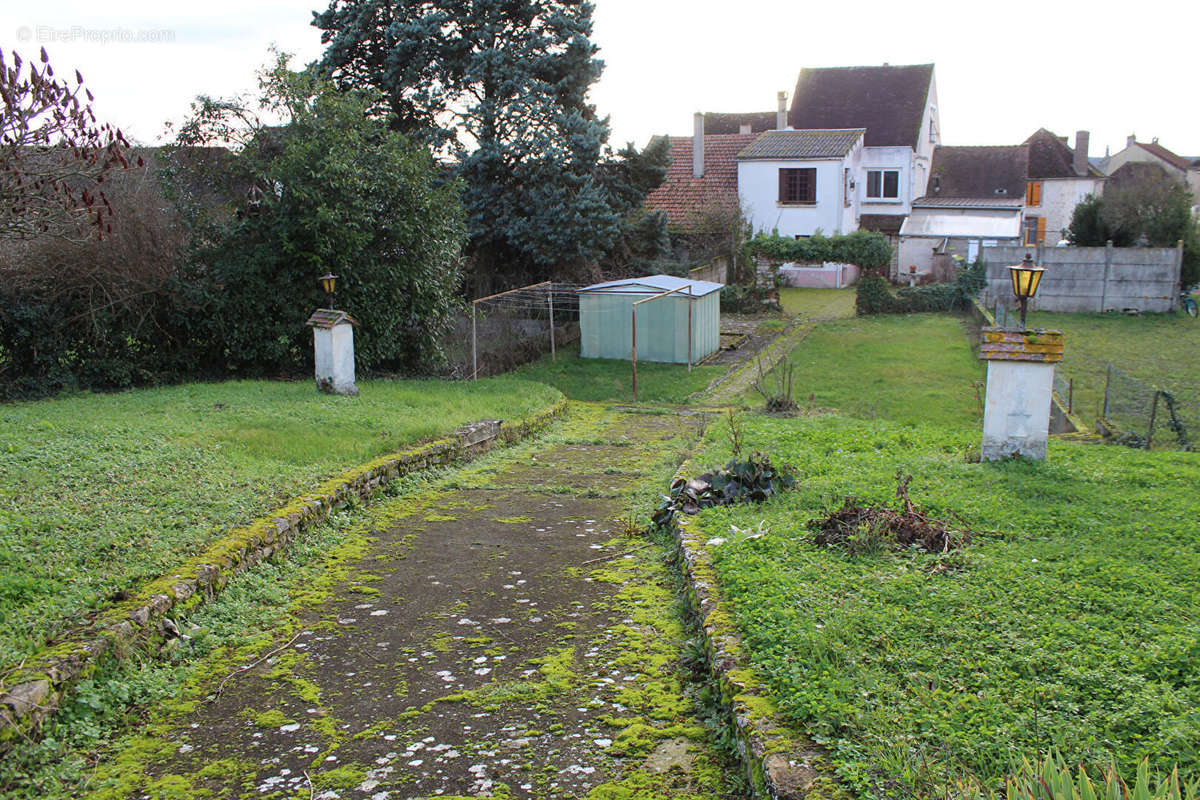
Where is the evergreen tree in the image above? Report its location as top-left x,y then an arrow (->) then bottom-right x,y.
313,0 -> 661,287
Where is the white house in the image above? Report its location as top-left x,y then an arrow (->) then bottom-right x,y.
736,129 -> 865,237
649,64 -> 941,248
784,64 -> 940,240
899,145 -> 1027,274
1021,129 -> 1105,246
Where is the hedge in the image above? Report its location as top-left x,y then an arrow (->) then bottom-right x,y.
855,260 -> 986,315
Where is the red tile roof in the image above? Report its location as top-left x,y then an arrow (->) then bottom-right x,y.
644,134 -> 756,233
1135,140 -> 1192,172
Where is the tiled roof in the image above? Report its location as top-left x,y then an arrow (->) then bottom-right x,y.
703,112 -> 775,135
1135,140 -> 1192,171
644,133 -> 756,233
927,145 -> 1029,200
736,129 -> 864,160
913,196 -> 1024,209
1024,128 -> 1104,179
788,64 -> 934,149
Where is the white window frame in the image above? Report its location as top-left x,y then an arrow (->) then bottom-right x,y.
865,168 -> 902,202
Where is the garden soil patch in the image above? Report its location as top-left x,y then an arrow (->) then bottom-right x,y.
83,407 -> 743,799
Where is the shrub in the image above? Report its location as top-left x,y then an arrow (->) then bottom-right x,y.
856,259 -> 985,316
173,56 -> 466,376
747,230 -> 893,272
651,453 -> 795,527
720,284 -> 774,314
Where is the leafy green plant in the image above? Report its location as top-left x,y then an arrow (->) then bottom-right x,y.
748,230 -> 893,271
652,452 -> 795,526
959,753 -> 1199,800
855,259 -> 986,315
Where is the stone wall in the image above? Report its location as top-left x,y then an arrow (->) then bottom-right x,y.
982,243 -> 1183,313
0,400 -> 567,748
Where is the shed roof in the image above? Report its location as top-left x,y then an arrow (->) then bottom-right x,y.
579,274 -> 724,298
900,206 -> 1022,239
737,129 -> 864,160
788,64 -> 935,149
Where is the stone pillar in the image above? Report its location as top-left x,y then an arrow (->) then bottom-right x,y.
307,309 -> 359,396
980,328 -> 1063,460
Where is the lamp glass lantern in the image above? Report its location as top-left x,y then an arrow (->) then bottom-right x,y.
318,273 -> 338,309
1008,253 -> 1044,329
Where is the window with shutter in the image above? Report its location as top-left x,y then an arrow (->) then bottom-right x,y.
1023,216 -> 1044,246
779,168 -> 816,204
1026,181 -> 1042,206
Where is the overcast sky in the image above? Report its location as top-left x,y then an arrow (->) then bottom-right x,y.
4,0 -> 1198,159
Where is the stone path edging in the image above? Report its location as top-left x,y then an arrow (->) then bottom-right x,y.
702,321 -> 814,406
665,460 -> 838,799
0,397 -> 568,749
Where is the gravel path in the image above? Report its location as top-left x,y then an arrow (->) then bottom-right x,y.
84,405 -> 745,800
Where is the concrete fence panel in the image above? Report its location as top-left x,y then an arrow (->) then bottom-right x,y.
982,244 -> 1182,313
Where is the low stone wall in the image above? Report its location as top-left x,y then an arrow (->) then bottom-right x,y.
981,244 -> 1182,313
0,398 -> 567,748
776,262 -> 859,289
665,458 -> 841,799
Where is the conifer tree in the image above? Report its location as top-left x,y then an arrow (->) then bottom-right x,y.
314,0 -> 664,286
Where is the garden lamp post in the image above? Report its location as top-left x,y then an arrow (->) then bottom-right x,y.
307,273 -> 358,396
1008,253 -> 1044,329
319,272 -> 338,310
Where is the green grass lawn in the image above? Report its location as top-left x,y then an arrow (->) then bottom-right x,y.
1025,310 -> 1200,429
689,412 -> 1200,798
738,314 -> 985,429
779,287 -> 856,321
0,377 -> 561,666
510,343 -> 724,404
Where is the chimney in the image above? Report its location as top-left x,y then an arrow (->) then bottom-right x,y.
1073,130 -> 1089,176
1127,133 -> 1136,147
776,91 -> 788,130
693,112 -> 705,178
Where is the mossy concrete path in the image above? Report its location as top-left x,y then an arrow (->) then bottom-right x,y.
87,405 -> 743,800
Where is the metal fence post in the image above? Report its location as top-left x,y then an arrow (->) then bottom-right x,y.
1103,361 -> 1112,419
548,284 -> 556,361
1146,390 -> 1161,449
631,305 -> 638,404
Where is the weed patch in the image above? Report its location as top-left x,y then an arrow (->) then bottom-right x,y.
809,472 -> 969,557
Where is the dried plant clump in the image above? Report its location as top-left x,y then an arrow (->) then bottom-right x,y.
808,471 -> 969,556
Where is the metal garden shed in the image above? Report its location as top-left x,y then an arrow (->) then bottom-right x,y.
577,275 -> 723,364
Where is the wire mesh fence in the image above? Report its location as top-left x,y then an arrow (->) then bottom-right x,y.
1101,362 -> 1195,450
991,302 -> 1019,329
443,282 -> 583,379
1052,371 -> 1075,416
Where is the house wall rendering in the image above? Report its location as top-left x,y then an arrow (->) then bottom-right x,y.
739,155 -> 862,237
1026,177 -> 1104,245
